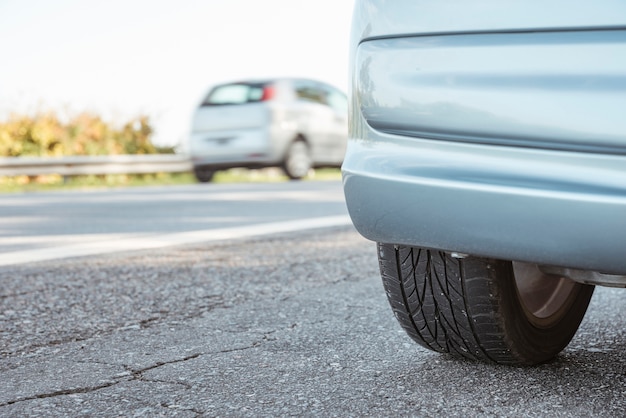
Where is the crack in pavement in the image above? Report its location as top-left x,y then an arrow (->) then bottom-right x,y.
1,301 -> 230,357
125,352 -> 203,377
0,338 -> 268,408
1,335 -> 91,357
0,380 -> 120,407
0,353 -> 202,408
0,295 -> 324,408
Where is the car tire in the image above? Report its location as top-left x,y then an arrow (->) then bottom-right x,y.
378,243 -> 595,365
193,167 -> 216,183
282,140 -> 312,180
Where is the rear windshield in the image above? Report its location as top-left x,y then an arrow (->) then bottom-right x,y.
201,83 -> 268,106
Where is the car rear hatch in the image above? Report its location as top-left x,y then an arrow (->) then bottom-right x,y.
191,81 -> 274,135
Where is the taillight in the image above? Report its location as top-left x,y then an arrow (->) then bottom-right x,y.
261,86 -> 275,101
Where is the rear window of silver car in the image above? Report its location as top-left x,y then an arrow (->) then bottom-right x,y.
202,83 -> 267,106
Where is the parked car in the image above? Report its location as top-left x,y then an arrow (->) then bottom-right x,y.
343,0 -> 626,365
188,78 -> 347,182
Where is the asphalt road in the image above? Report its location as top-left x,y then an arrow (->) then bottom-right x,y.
0,181 -> 350,265
1,182 -> 626,416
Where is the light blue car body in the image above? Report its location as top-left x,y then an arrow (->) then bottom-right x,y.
342,1 -> 626,275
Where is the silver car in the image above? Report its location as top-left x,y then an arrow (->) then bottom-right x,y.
189,78 -> 347,182
343,1 -> 626,365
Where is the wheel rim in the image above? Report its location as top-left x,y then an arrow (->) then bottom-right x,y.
512,261 -> 577,327
286,142 -> 311,179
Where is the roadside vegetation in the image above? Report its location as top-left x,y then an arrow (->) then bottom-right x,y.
0,111 -> 169,157
0,111 -> 341,193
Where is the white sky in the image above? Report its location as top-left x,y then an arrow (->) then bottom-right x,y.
0,0 -> 355,147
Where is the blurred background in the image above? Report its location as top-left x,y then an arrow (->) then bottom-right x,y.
0,0 -> 354,154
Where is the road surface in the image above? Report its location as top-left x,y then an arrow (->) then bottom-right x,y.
1,182 -> 625,416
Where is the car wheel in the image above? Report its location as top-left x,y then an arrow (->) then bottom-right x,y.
378,244 -> 594,365
282,140 -> 312,180
193,167 -> 216,183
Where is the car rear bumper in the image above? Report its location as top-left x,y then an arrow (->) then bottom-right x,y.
343,129 -> 626,274
189,128 -> 282,168
342,124 -> 626,274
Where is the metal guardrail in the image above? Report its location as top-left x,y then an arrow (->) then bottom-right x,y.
0,154 -> 193,176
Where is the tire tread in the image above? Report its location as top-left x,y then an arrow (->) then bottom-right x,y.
379,244 -> 510,363
378,243 -> 594,365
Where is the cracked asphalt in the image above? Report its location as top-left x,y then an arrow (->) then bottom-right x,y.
2,226 -> 626,417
